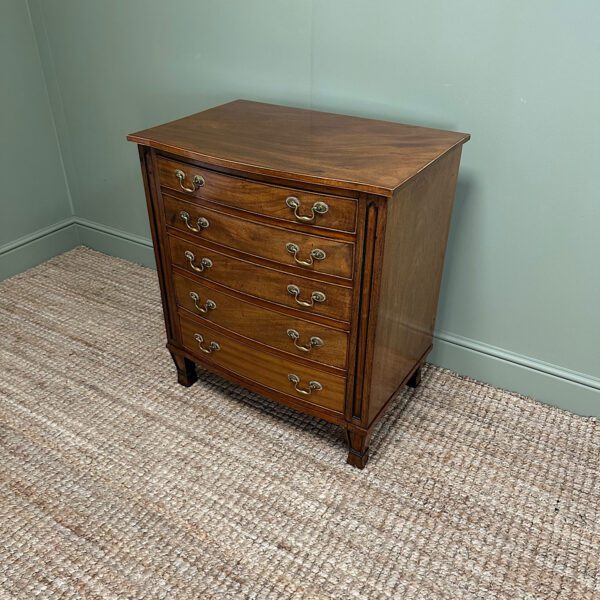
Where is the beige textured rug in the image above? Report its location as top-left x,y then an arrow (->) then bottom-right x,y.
0,247 -> 598,599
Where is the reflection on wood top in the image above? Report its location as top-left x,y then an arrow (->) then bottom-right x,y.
128,99 -> 470,196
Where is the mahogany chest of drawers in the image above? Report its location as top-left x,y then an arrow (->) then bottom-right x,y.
128,100 -> 469,468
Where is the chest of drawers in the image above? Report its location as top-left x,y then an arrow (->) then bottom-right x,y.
128,100 -> 469,468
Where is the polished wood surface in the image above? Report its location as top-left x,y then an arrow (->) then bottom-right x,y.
168,235 -> 354,323
129,100 -> 469,196
129,100 -> 469,468
368,147 -> 462,421
179,315 -> 346,413
157,155 -> 357,233
163,194 -> 354,279
173,272 -> 349,370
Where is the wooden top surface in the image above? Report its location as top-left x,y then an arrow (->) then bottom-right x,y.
128,100 -> 469,196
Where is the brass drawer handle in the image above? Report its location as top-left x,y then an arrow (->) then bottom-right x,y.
175,169 -> 205,193
285,196 -> 329,223
189,291 -> 216,314
184,250 -> 213,273
287,329 -> 323,353
194,333 -> 220,354
287,284 -> 326,307
285,243 -> 326,267
180,211 -> 209,233
288,373 -> 322,396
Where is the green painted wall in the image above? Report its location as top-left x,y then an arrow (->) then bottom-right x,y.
24,0 -> 600,414
0,0 -> 76,279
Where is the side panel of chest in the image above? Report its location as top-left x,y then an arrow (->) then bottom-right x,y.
366,147 -> 463,423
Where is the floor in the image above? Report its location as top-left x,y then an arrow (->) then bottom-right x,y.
0,247 -> 598,599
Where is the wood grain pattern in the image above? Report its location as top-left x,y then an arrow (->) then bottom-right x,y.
129,100 -> 469,196
156,156 -> 357,233
349,200 -> 386,424
168,341 -> 348,426
367,146 -> 463,422
129,100 -> 469,468
179,315 -> 346,413
163,194 -> 354,279
168,235 -> 354,323
173,271 -> 349,370
138,146 -> 179,345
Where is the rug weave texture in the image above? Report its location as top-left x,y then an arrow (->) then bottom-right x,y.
0,247 -> 598,599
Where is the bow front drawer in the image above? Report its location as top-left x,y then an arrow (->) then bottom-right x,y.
168,235 -> 353,323
179,315 -> 346,414
156,156 -> 357,233
163,194 -> 354,279
173,272 -> 349,369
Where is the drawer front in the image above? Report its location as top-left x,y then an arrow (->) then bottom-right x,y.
164,194 -> 354,279
179,315 -> 346,413
157,156 -> 357,233
173,272 -> 349,369
169,235 -> 353,323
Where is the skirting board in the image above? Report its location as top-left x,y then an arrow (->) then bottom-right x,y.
429,334 -> 599,417
76,218 -> 156,269
72,217 -> 600,417
0,218 -> 80,281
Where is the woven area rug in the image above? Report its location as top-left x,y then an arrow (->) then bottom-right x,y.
0,247 -> 598,599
